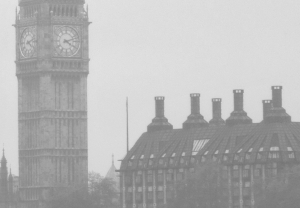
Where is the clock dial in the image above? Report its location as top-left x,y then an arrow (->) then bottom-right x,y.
53,26 -> 81,57
20,27 -> 37,59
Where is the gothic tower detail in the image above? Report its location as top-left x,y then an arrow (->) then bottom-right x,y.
15,0 -> 89,207
0,150 -> 8,208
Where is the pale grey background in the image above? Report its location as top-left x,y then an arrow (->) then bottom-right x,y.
0,0 -> 300,176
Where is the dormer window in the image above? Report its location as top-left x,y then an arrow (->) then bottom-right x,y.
128,160 -> 133,166
270,146 -> 279,151
223,155 -> 228,161
248,148 -> 253,153
225,149 -> 229,154
234,154 -> 239,161
149,160 -> 153,166
140,155 -> 144,159
257,153 -> 262,160
238,149 -> 242,153
138,160 -> 143,166
204,151 -> 209,155
131,155 -> 135,160
259,147 -> 264,152
214,150 -> 219,155
289,152 -> 295,159
159,159 -> 164,165
172,153 -> 176,157
162,153 -> 166,158
150,154 -> 154,159
182,152 -> 186,156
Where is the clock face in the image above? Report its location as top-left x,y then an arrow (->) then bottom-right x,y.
53,26 -> 81,57
20,27 -> 37,59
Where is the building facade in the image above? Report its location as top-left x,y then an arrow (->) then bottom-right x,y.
15,0 -> 90,207
120,86 -> 300,208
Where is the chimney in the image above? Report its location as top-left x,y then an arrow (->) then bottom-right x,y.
265,86 -> 291,123
209,98 -> 225,126
155,97 -> 165,117
262,100 -> 272,122
272,86 -> 282,108
234,90 -> 244,111
183,94 -> 208,130
191,94 -> 200,115
147,97 -> 173,133
226,89 -> 252,126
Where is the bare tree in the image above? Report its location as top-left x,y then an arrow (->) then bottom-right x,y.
254,165 -> 300,208
168,160 -> 229,208
47,172 -> 119,208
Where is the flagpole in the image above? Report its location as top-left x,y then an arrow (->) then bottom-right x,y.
126,97 -> 129,153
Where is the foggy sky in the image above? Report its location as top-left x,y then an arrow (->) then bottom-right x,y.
0,0 -> 300,176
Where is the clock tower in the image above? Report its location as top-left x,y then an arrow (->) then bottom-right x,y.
15,0 -> 89,208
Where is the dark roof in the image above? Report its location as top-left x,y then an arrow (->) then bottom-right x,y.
120,122 -> 300,171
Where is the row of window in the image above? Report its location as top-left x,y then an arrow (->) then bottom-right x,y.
49,5 -> 79,17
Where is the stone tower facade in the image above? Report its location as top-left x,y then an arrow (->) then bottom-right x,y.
15,0 -> 89,207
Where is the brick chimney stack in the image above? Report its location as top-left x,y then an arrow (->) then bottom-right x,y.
147,97 -> 173,133
262,100 -> 272,122
183,94 -> 208,129
226,89 -> 252,126
209,98 -> 225,126
265,86 -> 291,123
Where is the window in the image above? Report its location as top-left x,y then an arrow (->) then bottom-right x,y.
169,159 -> 174,165
136,176 -> 142,184
166,174 -> 173,182
289,152 -> 295,159
243,187 -> 250,196
244,182 -> 251,187
138,160 -> 143,166
177,173 -> 183,181
157,174 -> 163,182
149,160 -> 153,166
159,159 -> 164,165
157,192 -> 164,199
233,181 -> 239,187
233,188 -> 239,196
192,139 -> 209,154
147,175 -> 153,183
233,170 -> 239,178
243,170 -> 249,178
147,192 -> 153,200
254,169 -> 260,177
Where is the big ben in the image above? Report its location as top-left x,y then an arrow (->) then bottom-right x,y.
15,0 -> 89,207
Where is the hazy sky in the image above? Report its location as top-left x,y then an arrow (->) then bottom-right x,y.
0,0 -> 300,176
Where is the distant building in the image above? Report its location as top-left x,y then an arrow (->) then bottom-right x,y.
106,155 -> 120,192
120,86 -> 300,208
0,150 -> 16,208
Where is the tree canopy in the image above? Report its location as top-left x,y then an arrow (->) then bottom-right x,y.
48,172 -> 119,208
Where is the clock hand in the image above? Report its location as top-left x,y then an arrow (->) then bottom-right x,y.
63,39 -> 72,46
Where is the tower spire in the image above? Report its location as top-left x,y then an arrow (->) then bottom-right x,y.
112,154 -> 114,166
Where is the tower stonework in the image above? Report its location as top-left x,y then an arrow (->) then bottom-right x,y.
15,0 -> 89,207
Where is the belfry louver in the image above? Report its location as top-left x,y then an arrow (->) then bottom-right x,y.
147,97 -> 173,133
183,94 -> 208,129
226,90 -> 252,126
